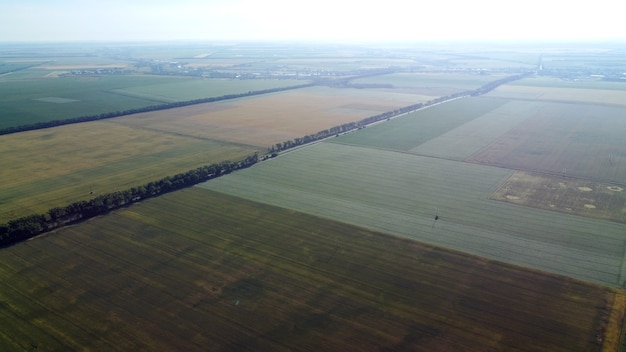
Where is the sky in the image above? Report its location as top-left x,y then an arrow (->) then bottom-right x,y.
1,0 -> 624,43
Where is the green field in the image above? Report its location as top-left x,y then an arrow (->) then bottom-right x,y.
333,97 -> 509,151
0,188 -> 620,351
201,142 -> 626,287
409,100 -> 544,160
0,75 -> 304,128
349,72 -> 505,96
108,79 -> 303,103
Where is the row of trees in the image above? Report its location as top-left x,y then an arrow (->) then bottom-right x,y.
0,84 -> 314,136
0,154 -> 258,247
471,73 -> 532,96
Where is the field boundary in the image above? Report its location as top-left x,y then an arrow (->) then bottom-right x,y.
619,241 -> 626,288
602,290 -> 626,352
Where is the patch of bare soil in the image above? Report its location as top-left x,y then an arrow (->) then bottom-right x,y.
490,171 -> 626,223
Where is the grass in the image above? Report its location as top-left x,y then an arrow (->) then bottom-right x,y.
0,187 -> 620,351
200,142 -> 626,287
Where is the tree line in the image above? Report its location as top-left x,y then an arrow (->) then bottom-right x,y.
0,84 -> 314,136
0,154 -> 258,247
0,72 -> 529,247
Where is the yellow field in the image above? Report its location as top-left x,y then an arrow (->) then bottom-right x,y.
0,122 -> 255,222
113,86 -> 424,147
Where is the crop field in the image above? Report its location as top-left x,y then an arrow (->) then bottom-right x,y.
0,79 -> 449,223
4,42 -> 626,349
0,188 -> 621,351
333,97 -> 511,152
332,93 -> 626,182
487,77 -> 626,107
466,101 -> 626,183
201,143 -> 626,287
491,171 -> 626,223
349,72 -> 506,96
0,122 -> 256,222
266,57 -> 418,71
540,51 -> 626,71
446,57 -> 538,69
409,100 -> 545,160
108,78 -> 302,102
0,78 -> 450,223
112,86 -> 429,147
0,61 -> 48,74
0,74 -> 305,128
505,76 -> 626,91
199,83 -> 626,287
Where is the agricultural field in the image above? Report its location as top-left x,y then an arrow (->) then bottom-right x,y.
254,57 -> 418,72
200,78 -> 626,288
0,122 -> 256,222
200,143 -> 626,287
4,42 -> 626,350
409,99 -> 545,160
0,61 -> 48,75
1,70 -> 492,224
467,99 -> 626,184
107,79 -> 300,102
333,97 -> 512,153
0,188 -> 621,351
539,49 -> 626,72
491,171 -> 626,223
487,76 -> 626,107
0,74 -> 304,128
112,85 -> 429,147
334,91 -> 626,182
349,72 -> 507,96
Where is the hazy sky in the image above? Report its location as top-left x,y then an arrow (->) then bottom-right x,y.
1,0 -> 624,42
